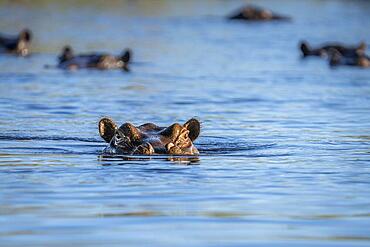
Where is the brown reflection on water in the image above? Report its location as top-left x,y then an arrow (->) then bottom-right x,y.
98,154 -> 200,165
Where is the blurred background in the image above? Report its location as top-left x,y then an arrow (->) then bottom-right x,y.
0,1 -> 370,246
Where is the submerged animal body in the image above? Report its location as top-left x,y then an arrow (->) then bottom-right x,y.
0,29 -> 32,56
99,118 -> 201,155
58,46 -> 131,71
299,41 -> 366,58
229,5 -> 290,21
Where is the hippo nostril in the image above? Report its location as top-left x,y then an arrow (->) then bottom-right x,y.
133,142 -> 154,155
166,143 -> 175,151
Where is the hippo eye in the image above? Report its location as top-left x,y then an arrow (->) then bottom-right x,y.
115,132 -> 121,140
115,132 -> 128,144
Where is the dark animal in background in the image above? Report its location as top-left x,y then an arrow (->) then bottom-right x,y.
99,118 -> 201,155
58,46 -> 131,71
0,29 -> 32,56
229,5 -> 290,21
299,41 -> 366,58
299,40 -> 369,68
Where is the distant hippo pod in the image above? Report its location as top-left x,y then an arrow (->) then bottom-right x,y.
229,5 -> 290,21
99,118 -> 201,155
58,46 -> 131,71
0,29 -> 32,56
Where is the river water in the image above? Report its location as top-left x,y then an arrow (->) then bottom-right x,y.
0,0 -> 370,246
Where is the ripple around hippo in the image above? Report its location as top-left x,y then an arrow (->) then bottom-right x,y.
0,134 -> 276,160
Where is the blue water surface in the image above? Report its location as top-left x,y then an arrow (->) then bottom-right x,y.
0,0 -> 370,246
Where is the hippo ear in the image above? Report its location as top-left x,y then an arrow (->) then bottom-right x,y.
184,118 -> 200,141
120,49 -> 131,63
299,41 -> 310,56
63,46 -> 73,57
118,123 -> 141,142
99,117 -> 117,143
358,42 -> 367,50
59,46 -> 74,62
20,29 -> 32,42
357,42 -> 367,56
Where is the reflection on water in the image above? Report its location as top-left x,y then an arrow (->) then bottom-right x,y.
99,154 -> 201,165
1,0 -> 370,246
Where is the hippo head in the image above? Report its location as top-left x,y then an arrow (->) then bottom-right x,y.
299,41 -> 326,57
99,118 -> 200,155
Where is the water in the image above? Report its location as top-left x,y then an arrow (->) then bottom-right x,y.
0,0 -> 370,246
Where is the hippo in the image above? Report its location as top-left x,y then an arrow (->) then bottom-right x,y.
229,5 -> 290,21
0,29 -> 32,56
99,118 -> 201,155
299,41 -> 366,58
58,46 -> 131,71
329,48 -> 370,68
